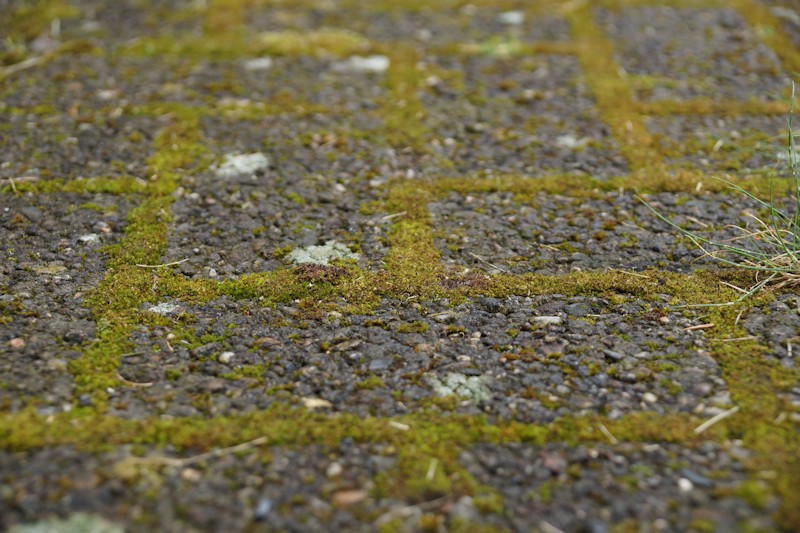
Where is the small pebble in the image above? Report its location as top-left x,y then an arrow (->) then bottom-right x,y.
498,10 -> 525,25
532,316 -> 562,325
219,351 -> 235,364
253,498 -> 273,521
8,338 -> 25,349
678,477 -> 693,492
244,57 -> 273,71
326,461 -> 343,478
181,468 -> 202,482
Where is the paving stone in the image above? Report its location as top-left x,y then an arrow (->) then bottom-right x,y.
0,111 -> 155,181
421,54 -> 627,177
107,295 -> 730,423
1,1 -> 799,531
430,190 -> 762,274
0,193 -> 131,412
646,114 -> 790,174
460,441 -> 778,532
596,6 -> 789,102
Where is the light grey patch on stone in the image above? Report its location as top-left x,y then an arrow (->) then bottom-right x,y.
498,11 -> 525,26
532,316 -> 562,325
427,372 -> 492,403
333,55 -> 390,74
450,496 -> 479,522
287,240 -> 360,265
555,134 -> 590,150
776,149 -> 800,166
9,513 -> 125,533
146,302 -> 181,316
244,56 -> 274,71
215,153 -> 270,179
78,234 -> 101,243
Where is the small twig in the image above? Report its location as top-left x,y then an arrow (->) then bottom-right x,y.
389,421 -> 409,431
0,54 -> 48,78
6,178 -> 17,193
684,323 -> 715,331
469,252 -> 509,273
381,211 -> 407,221
694,406 -> 739,434
373,497 -> 447,526
734,310 -> 744,326
538,243 -> 560,252
719,336 -> 757,342
720,281 -> 748,294
181,436 -> 268,465
684,215 -> 709,229
597,423 -> 618,444
425,458 -> 438,481
116,372 -> 154,388
135,258 -> 189,268
123,436 -> 268,469
540,521 -> 567,533
608,268 -> 650,279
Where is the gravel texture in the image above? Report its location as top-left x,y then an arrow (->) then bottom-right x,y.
421,54 -> 628,178
431,190 -> 762,274
461,441 -> 778,532
0,193 -> 130,413
645,114 -> 790,174
2,2 -> 799,532
596,6 -> 789,102
109,294 -> 731,424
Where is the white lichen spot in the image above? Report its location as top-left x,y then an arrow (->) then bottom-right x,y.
147,302 -> 181,316
555,135 -> 590,150
287,240 -> 359,266
78,234 -> 101,243
243,56 -> 274,71
8,512 -> 125,533
532,316 -> 562,325
333,55 -> 390,74
498,11 -> 525,25
215,153 -> 269,179
427,373 -> 491,403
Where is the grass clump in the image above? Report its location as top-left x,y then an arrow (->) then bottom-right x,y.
644,83 -> 800,303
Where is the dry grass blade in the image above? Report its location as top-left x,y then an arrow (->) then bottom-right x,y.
639,81 -> 800,305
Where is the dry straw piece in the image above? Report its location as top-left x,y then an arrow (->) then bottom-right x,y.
643,82 -> 800,305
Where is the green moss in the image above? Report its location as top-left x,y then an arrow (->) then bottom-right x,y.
285,191 -> 306,205
687,519 -> 715,533
534,480 -> 553,504
261,29 -> 371,57
221,364 -> 269,382
0,0 -> 77,45
396,320 -> 429,334
1,176 -> 149,195
166,369 -> 183,381
355,376 -> 385,390
376,44 -> 429,150
566,4 -> 662,173
733,479 -> 771,510
473,491 -> 504,514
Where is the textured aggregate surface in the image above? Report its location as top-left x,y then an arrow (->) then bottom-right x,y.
2,1 -> 800,532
